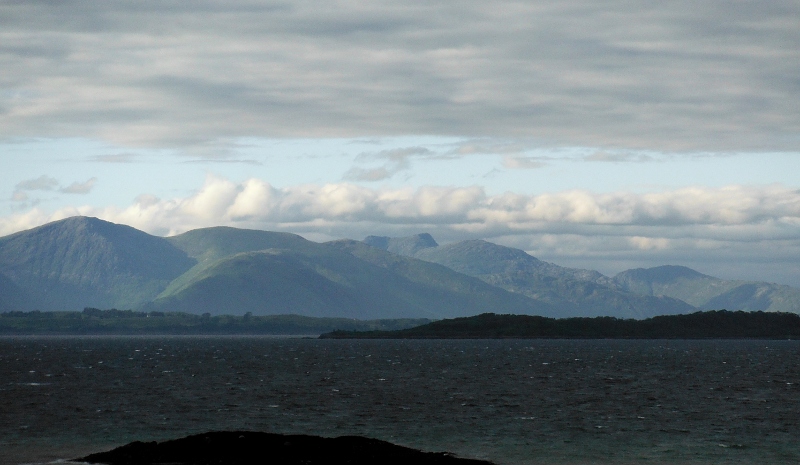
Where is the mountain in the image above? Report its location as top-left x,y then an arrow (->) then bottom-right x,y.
159,227 -> 319,298
613,265 -> 800,312
364,235 -> 694,318
0,272 -> 32,312
5,217 -> 797,319
364,233 -> 439,256
148,240 -> 556,319
0,217 -> 195,310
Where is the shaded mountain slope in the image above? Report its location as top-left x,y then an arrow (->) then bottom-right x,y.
0,272 -> 33,312
366,236 -> 693,318
614,265 -> 800,312
0,217 -> 195,310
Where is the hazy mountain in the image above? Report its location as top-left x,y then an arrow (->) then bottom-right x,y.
149,242 -> 554,319
613,265 -> 800,312
0,217 -> 195,310
365,235 -> 694,318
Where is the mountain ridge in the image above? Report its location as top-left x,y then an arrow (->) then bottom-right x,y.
3,217 -> 800,318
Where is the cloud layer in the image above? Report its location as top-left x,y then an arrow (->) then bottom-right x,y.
2,0 -> 799,151
3,176 -> 799,285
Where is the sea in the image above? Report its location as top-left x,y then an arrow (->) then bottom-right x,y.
1,336 -> 798,465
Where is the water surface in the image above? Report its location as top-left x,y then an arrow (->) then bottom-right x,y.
2,336 -> 798,464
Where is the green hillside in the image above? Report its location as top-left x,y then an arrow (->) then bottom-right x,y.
150,244 -> 554,319
160,227 -> 318,298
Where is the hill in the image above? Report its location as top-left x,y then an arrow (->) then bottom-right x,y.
320,310 -> 800,339
0,217 -> 195,310
613,265 -> 800,313
149,242 -> 555,319
159,227 -> 318,298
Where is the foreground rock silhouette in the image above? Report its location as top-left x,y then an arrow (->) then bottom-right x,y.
75,431 -> 496,465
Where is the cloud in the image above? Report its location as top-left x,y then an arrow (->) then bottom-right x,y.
585,152 -> 655,163
88,154 -> 139,163
502,156 -> 546,169
2,177 -> 800,284
344,146 -> 431,181
1,1 -> 798,151
11,175 -> 98,202
15,175 -> 59,192
60,177 -> 97,194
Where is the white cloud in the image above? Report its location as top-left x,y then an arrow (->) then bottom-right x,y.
3,177 -> 800,285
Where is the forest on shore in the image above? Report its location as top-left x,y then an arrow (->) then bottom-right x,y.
0,308 -> 428,335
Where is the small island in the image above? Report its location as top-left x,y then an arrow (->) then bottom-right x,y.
75,431 -> 495,465
319,310 -> 800,339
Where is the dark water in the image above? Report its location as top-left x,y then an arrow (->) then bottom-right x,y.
1,336 -> 798,465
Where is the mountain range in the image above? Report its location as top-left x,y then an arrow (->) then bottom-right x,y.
1,216 -> 799,319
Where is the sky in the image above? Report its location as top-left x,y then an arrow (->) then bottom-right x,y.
2,0 -> 800,286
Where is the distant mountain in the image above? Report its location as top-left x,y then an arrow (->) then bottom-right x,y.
364,233 -> 439,256
160,227 -> 318,298
4,217 -> 798,318
0,217 -> 195,310
148,240 -> 555,319
613,265 -> 800,312
365,236 -> 694,318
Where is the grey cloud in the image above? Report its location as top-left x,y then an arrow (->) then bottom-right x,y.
345,146 -> 430,181
89,154 -> 139,163
502,157 -> 547,169
10,191 -> 29,202
183,158 -> 262,166
343,167 -> 394,182
12,175 -> 97,199
15,175 -> 59,191
60,177 -> 97,194
1,0 -> 798,150
585,152 -> 655,163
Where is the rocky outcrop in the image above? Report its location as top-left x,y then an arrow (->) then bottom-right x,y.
76,431 -> 495,465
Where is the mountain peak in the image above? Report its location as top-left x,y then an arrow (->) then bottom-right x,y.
0,215 -> 194,310
363,233 -> 438,256
615,265 -> 709,284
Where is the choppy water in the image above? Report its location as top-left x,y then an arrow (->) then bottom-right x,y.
1,336 -> 799,465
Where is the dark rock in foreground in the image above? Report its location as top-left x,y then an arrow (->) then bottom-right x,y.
75,431 -> 495,465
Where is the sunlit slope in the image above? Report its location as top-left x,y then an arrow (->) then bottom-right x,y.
161,227 -> 319,297
149,243 -> 555,319
613,265 -> 800,312
0,217 -> 195,310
